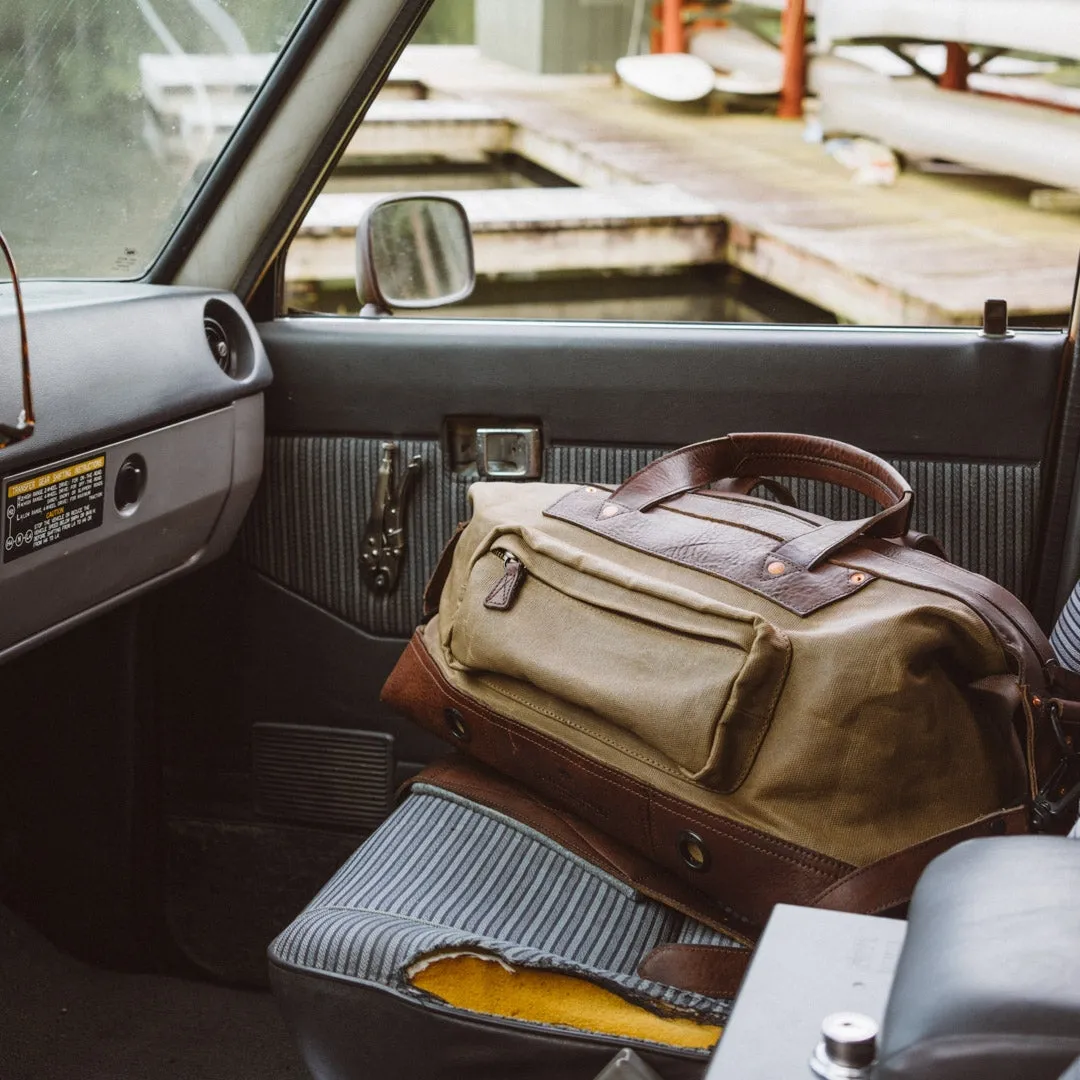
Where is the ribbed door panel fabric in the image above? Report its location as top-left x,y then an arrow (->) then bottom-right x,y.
269,785 -> 737,1036
240,437 -> 1039,638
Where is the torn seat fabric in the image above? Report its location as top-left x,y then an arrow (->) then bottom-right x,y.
269,784 -> 737,1080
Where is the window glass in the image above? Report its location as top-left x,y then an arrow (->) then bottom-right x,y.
288,0 -> 1080,328
0,0 -> 309,279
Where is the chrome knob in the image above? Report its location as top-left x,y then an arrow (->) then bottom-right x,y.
810,1012 -> 878,1079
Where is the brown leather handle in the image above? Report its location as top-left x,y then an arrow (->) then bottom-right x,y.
608,433 -> 914,571
710,476 -> 799,507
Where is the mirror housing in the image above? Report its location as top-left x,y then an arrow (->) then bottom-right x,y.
356,195 -> 476,315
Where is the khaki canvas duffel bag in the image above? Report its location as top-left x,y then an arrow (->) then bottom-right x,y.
383,433 -> 1080,939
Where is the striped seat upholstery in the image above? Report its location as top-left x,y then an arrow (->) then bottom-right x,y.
269,784 -> 738,1079
1051,585 -> 1080,840
1052,586 -> 1080,678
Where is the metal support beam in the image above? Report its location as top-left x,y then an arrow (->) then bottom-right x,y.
661,0 -> 684,53
942,42 -> 970,91
778,0 -> 807,119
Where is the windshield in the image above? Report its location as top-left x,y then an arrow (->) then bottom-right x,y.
0,0 -> 310,279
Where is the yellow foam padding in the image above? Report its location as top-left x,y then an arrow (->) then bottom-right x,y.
409,953 -> 722,1051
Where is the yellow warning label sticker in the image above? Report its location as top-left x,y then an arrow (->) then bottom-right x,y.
4,454 -> 108,563
7,456 -> 105,499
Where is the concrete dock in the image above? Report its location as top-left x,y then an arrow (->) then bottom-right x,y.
287,45 -> 1080,325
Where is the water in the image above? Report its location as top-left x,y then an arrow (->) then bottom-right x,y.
323,154 -> 573,195
288,266 -> 836,324
292,150 -> 834,324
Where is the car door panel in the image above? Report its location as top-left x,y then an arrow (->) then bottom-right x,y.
202,314 -> 1063,924
242,433 -> 1042,633
230,393 -> 1048,862
257,317 -> 1059,459
247,317 -> 1062,640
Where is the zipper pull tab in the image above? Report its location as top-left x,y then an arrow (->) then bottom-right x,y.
484,552 -> 526,610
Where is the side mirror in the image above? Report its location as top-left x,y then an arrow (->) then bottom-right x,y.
356,195 -> 475,315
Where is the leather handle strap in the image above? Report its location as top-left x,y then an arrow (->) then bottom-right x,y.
611,433 -> 911,524
709,476 -> 947,564
709,476 -> 799,507
609,434 -> 914,570
903,529 -> 948,559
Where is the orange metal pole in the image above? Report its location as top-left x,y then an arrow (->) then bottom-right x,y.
941,42 -> 970,91
778,0 -> 807,119
660,0 -> 683,53
650,3 -> 662,54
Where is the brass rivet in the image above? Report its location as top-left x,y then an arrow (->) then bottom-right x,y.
585,486 -> 597,493
766,561 -> 786,576
600,504 -> 620,518
849,572 -> 867,585
678,830 -> 711,872
1032,696 -> 1043,708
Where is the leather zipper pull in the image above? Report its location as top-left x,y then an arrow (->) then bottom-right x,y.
484,552 -> 526,610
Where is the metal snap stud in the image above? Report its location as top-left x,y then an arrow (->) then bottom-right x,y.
811,1012 -> 879,1079
849,572 -> 867,585
600,504 -> 620,518
443,707 -> 469,743
677,830 -> 711,872
766,560 -> 786,576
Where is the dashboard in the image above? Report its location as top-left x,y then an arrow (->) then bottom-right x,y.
0,282 -> 271,660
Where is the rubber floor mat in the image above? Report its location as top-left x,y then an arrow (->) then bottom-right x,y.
0,904 -> 307,1080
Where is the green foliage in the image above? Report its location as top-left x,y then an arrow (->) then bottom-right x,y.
411,0 -> 474,45
218,0 -> 309,52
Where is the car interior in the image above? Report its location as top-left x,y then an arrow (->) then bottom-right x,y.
3,0 -> 1080,1078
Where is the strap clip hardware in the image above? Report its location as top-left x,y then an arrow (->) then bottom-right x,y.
1032,699 -> 1080,829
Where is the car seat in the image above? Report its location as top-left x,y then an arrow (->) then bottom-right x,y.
272,583 -> 1080,1080
268,770 -> 738,1080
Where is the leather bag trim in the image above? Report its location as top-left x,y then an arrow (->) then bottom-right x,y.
383,629 -> 855,933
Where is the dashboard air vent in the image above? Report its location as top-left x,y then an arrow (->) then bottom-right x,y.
204,315 -> 237,377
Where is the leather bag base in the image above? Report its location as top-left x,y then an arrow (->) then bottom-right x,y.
382,626 -> 1028,934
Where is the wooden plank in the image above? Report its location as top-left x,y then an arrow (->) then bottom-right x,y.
342,100 -> 512,162
139,51 -> 424,123
395,46 -> 1078,322
290,222 -> 726,282
302,184 -> 722,231
138,53 -> 273,116
291,185 -> 726,282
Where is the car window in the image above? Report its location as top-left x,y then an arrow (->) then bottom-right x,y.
0,0 -> 310,279
285,0 -> 1080,328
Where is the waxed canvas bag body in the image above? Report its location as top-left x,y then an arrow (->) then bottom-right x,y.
383,433 -> 1076,935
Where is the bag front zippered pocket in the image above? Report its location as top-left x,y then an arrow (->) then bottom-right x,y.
447,536 -> 791,792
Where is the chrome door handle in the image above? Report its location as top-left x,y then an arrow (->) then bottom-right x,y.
475,427 -> 542,479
